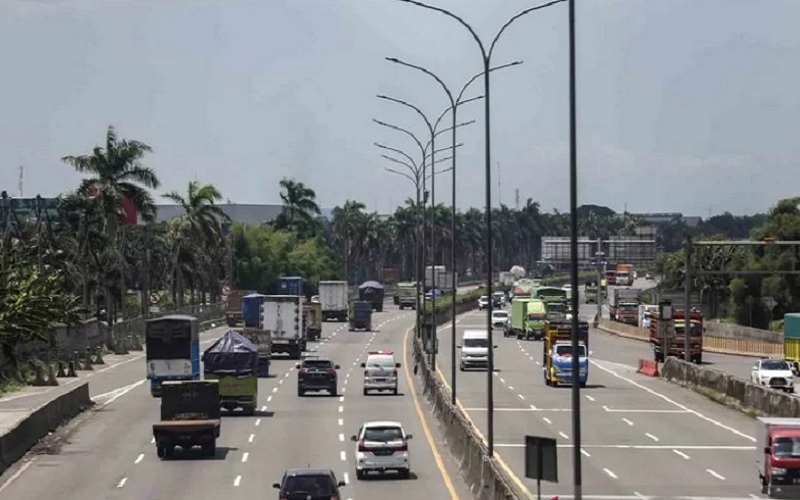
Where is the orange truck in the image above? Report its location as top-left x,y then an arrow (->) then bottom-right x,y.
648,310 -> 704,364
615,264 -> 634,286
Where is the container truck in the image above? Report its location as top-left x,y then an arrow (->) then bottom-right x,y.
262,295 -> 305,359
202,330 -> 258,415
348,300 -> 373,331
303,301 -> 322,341
543,320 -> 589,387
510,298 -> 547,340
605,268 -> 617,286
241,293 -> 267,328
277,276 -> 304,297
225,289 -> 254,326
153,380 -> 221,459
611,288 -> 642,325
395,281 -> 418,310
615,264 -> 634,286
756,417 -> 800,497
648,309 -> 703,364
498,271 -> 514,287
318,280 -> 348,321
358,281 -> 385,312
785,313 -> 800,375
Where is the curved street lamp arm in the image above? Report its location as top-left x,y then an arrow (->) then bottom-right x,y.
488,0 -> 566,60
457,61 -> 523,103
385,167 -> 419,187
381,154 -> 420,178
387,57 -> 456,110
432,155 -> 453,166
374,142 -> 418,169
427,119 -> 476,149
425,165 -> 454,181
425,143 -> 464,160
395,0 -> 488,62
372,118 -> 426,160
377,94 -> 434,137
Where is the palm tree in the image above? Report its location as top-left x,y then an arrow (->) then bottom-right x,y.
275,178 -> 321,237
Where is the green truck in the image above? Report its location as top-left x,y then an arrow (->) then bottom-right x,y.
533,287 -> 569,321
395,282 -> 418,310
509,298 -> 547,340
202,330 -> 259,415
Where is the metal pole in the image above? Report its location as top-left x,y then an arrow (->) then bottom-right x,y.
483,61 -> 495,458
451,106 -> 458,405
415,185 -> 422,337
684,237 -> 692,362
568,0 -> 582,497
430,132 -> 437,372
595,244 -> 603,323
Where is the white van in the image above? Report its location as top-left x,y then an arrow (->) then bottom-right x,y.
458,330 -> 496,371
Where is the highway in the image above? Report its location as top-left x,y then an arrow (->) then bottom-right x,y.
434,303 -> 767,499
0,308 -> 471,500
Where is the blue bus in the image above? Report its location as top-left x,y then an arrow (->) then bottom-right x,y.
146,315 -> 200,397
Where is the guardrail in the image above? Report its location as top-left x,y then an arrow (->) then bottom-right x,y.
596,319 -> 783,357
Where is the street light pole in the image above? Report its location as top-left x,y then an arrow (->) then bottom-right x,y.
384,58 -> 523,406
396,0 -> 566,459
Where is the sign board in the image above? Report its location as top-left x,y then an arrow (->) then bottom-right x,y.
149,292 -> 160,304
222,285 -> 231,295
525,435 -> 558,483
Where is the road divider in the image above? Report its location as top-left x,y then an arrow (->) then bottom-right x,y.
411,298 -> 526,500
597,319 -> 783,357
636,359 -> 659,377
0,382 -> 91,476
661,357 -> 800,418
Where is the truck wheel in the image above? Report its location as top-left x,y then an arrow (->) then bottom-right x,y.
356,470 -> 365,480
297,388 -> 304,397
393,387 -> 398,396
157,446 -> 166,459
362,388 -> 368,396
580,382 -> 587,388
203,442 -> 216,458
243,405 -> 256,416
329,385 -> 337,396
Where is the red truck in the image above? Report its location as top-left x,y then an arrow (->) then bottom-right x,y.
758,417 -> 800,497
648,310 -> 704,364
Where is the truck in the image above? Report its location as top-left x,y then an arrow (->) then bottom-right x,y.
756,417 -> 800,497
509,298 -> 547,340
241,293 -> 266,328
605,268 -> 617,286
262,295 -> 306,359
225,289 -> 254,326
277,276 -> 304,297
358,281 -> 385,312
498,271 -> 515,287
543,320 -> 589,387
584,279 -> 598,303
318,280 -> 348,321
348,300 -> 373,331
611,288 -> 642,325
303,301 -> 322,341
784,313 -> 800,375
394,281 -> 418,310
238,327 -> 272,377
152,380 -> 221,459
615,264 -> 634,286
202,330 -> 258,415
648,309 -> 703,364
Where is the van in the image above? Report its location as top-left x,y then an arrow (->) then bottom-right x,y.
458,330 -> 497,371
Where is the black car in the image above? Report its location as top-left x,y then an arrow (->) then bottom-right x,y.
296,357 -> 339,396
273,468 -> 346,500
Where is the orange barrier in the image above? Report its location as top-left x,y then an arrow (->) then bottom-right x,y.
637,358 -> 659,377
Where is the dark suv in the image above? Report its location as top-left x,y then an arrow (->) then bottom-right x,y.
296,357 -> 339,396
273,468 -> 345,500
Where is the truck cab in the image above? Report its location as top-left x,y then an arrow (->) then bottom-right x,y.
758,417 -> 800,497
543,320 -> 589,387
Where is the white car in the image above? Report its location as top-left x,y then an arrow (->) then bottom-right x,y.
352,421 -> 412,479
491,310 -> 509,329
751,359 -> 795,393
361,351 -> 400,395
477,296 -> 489,310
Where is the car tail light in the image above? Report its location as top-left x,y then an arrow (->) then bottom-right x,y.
328,369 -> 336,375
392,370 -> 398,377
394,443 -> 408,452
364,370 -> 369,377
299,368 -> 308,375
358,439 -> 368,452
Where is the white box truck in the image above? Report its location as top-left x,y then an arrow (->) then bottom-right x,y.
262,295 -> 305,359
318,280 -> 348,322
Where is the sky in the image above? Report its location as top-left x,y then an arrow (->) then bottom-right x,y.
1,0 -> 798,217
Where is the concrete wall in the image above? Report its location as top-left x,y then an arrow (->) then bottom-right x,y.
0,382 -> 91,476
661,357 -> 800,418
704,321 -> 782,343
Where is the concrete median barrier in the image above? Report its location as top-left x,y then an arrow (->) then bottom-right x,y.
597,319 -> 783,357
661,357 -> 800,418
413,300 -> 525,500
0,382 -> 92,476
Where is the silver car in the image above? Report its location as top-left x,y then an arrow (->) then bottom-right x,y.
352,421 -> 412,479
361,351 -> 401,395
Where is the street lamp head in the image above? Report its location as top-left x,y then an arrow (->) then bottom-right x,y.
386,57 -> 400,63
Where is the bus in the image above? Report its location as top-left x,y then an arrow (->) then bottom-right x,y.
146,315 -> 201,397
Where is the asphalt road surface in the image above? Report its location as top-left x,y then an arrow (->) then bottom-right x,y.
0,308 -> 472,500
434,304 -> 767,499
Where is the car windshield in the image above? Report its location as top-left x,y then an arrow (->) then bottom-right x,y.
528,313 -> 546,320
762,360 -> 790,371
284,475 -> 334,495
619,304 -> 638,311
479,296 -> 488,301
303,360 -> 333,369
492,312 -> 508,319
774,437 -> 800,458
464,338 -> 488,348
364,426 -> 403,442
555,345 -> 587,357
367,357 -> 395,369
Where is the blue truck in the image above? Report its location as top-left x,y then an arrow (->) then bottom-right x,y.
278,276 -> 304,297
348,300 -> 373,331
543,320 -> 589,387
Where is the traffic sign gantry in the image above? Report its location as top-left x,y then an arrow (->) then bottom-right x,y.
149,292 -> 160,305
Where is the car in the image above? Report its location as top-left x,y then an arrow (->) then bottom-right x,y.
361,350 -> 401,395
351,421 -> 412,479
311,295 -> 320,303
296,355 -> 340,397
273,468 -> 346,500
491,310 -> 509,330
477,295 -> 489,310
645,273 -> 654,281
491,292 -> 504,308
751,359 -> 795,393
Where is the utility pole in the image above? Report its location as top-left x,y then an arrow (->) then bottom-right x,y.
683,237 -> 692,362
